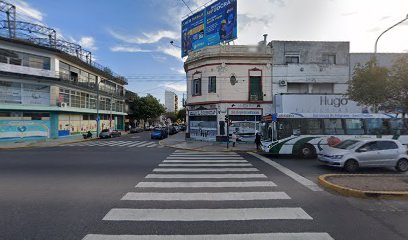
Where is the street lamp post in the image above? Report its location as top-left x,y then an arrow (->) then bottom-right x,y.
374,14 -> 408,54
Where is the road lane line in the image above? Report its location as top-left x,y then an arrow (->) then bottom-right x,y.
146,174 -> 267,179
83,233 -> 334,240
127,142 -> 146,147
153,168 -> 259,172
147,143 -> 158,148
102,208 -> 312,221
121,192 -> 290,201
135,181 -> 277,188
158,163 -> 252,167
249,152 -> 323,192
137,142 -> 155,147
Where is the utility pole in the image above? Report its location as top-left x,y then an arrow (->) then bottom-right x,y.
96,78 -> 100,137
225,114 -> 230,149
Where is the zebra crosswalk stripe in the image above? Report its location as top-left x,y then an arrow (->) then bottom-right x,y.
127,142 -> 145,147
121,192 -> 290,201
102,207 -> 313,221
137,142 -> 155,147
153,168 -> 259,172
83,233 -> 335,240
135,181 -> 277,188
146,174 -> 267,179
158,163 -> 252,167
163,160 -> 248,163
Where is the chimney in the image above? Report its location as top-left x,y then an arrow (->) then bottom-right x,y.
263,34 -> 268,45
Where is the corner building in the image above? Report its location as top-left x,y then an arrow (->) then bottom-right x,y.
0,37 -> 127,141
184,44 -> 273,142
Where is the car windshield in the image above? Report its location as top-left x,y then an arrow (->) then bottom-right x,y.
101,129 -> 109,133
333,140 -> 360,150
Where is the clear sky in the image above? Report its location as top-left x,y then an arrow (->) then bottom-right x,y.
8,0 -> 408,106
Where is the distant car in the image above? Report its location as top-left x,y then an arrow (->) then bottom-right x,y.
318,139 -> 408,172
179,125 -> 186,131
99,129 -> 121,139
168,125 -> 178,135
151,128 -> 168,140
129,127 -> 143,133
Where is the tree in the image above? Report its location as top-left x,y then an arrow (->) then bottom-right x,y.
177,108 -> 186,122
389,54 -> 408,113
129,94 -> 166,127
165,112 -> 177,123
347,58 -> 390,113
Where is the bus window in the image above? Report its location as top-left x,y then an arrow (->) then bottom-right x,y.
301,119 -> 323,135
277,119 -> 301,139
389,119 -> 407,135
365,119 -> 389,135
323,119 -> 344,135
344,119 -> 365,135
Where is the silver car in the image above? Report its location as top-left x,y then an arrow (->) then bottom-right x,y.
318,139 -> 408,172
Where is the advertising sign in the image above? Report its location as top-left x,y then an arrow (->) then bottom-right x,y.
188,109 -> 217,116
205,0 -> 237,47
181,0 -> 237,57
275,94 -> 370,114
228,109 -> 262,116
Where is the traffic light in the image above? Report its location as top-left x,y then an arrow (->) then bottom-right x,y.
224,115 -> 229,123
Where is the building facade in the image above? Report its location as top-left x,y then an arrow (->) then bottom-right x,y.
165,90 -> 178,113
184,42 -> 273,142
0,37 -> 127,142
270,40 -> 351,113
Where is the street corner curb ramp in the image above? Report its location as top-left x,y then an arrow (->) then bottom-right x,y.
318,174 -> 408,200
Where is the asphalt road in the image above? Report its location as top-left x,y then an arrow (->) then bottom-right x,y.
0,132 -> 407,240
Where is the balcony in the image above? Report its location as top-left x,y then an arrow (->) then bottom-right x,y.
249,92 -> 263,101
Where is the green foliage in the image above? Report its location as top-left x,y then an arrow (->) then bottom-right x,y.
129,94 -> 166,121
165,112 -> 177,123
389,54 -> 408,113
177,108 -> 186,122
347,58 -> 390,112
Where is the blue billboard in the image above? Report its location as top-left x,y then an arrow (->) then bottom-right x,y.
181,0 -> 237,57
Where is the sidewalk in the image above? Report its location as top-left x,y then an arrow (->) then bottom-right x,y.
319,174 -> 408,199
159,132 -> 260,152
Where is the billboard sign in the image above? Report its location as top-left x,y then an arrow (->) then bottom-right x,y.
181,0 -> 237,57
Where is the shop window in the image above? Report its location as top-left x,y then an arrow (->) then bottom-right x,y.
208,76 -> 216,93
83,114 -> 90,120
323,119 -> 344,134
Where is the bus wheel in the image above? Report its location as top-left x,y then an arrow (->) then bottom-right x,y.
344,159 -> 359,173
299,144 -> 316,158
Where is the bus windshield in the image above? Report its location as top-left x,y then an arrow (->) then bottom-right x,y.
260,120 -> 272,141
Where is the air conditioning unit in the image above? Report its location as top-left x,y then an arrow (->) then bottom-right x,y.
60,102 -> 68,108
279,80 -> 287,86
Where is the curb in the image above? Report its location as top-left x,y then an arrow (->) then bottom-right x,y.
318,174 -> 408,199
158,140 -> 259,153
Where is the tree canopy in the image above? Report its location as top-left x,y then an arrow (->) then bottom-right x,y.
129,94 -> 166,121
347,58 -> 390,112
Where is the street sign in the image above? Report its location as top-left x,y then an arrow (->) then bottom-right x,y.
96,116 -> 100,122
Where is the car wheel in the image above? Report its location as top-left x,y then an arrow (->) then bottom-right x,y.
396,159 -> 408,172
299,144 -> 316,158
344,159 -> 359,173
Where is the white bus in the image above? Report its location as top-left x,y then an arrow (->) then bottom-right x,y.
260,113 -> 408,158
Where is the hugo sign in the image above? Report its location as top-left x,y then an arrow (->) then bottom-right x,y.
275,94 -> 368,113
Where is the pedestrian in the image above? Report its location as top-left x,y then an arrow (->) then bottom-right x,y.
231,132 -> 237,147
255,132 -> 261,150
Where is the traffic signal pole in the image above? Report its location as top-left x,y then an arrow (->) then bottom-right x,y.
225,114 -> 229,149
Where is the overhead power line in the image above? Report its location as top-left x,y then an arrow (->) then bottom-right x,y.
180,0 -> 194,14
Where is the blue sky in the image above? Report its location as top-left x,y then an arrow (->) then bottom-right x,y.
8,0 -> 408,106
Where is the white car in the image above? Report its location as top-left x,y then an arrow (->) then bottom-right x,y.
318,139 -> 408,172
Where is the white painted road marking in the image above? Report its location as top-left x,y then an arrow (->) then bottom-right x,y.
121,192 -> 290,201
153,168 -> 259,172
163,160 -> 248,163
158,163 -> 252,167
146,174 -> 267,179
103,207 -> 313,221
83,233 -> 335,240
249,153 -> 323,192
135,181 -> 277,188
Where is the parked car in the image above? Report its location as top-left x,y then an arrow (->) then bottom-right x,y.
168,125 -> 178,135
129,127 -> 143,134
179,124 -> 186,131
99,129 -> 121,139
318,139 -> 408,172
151,128 -> 168,140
